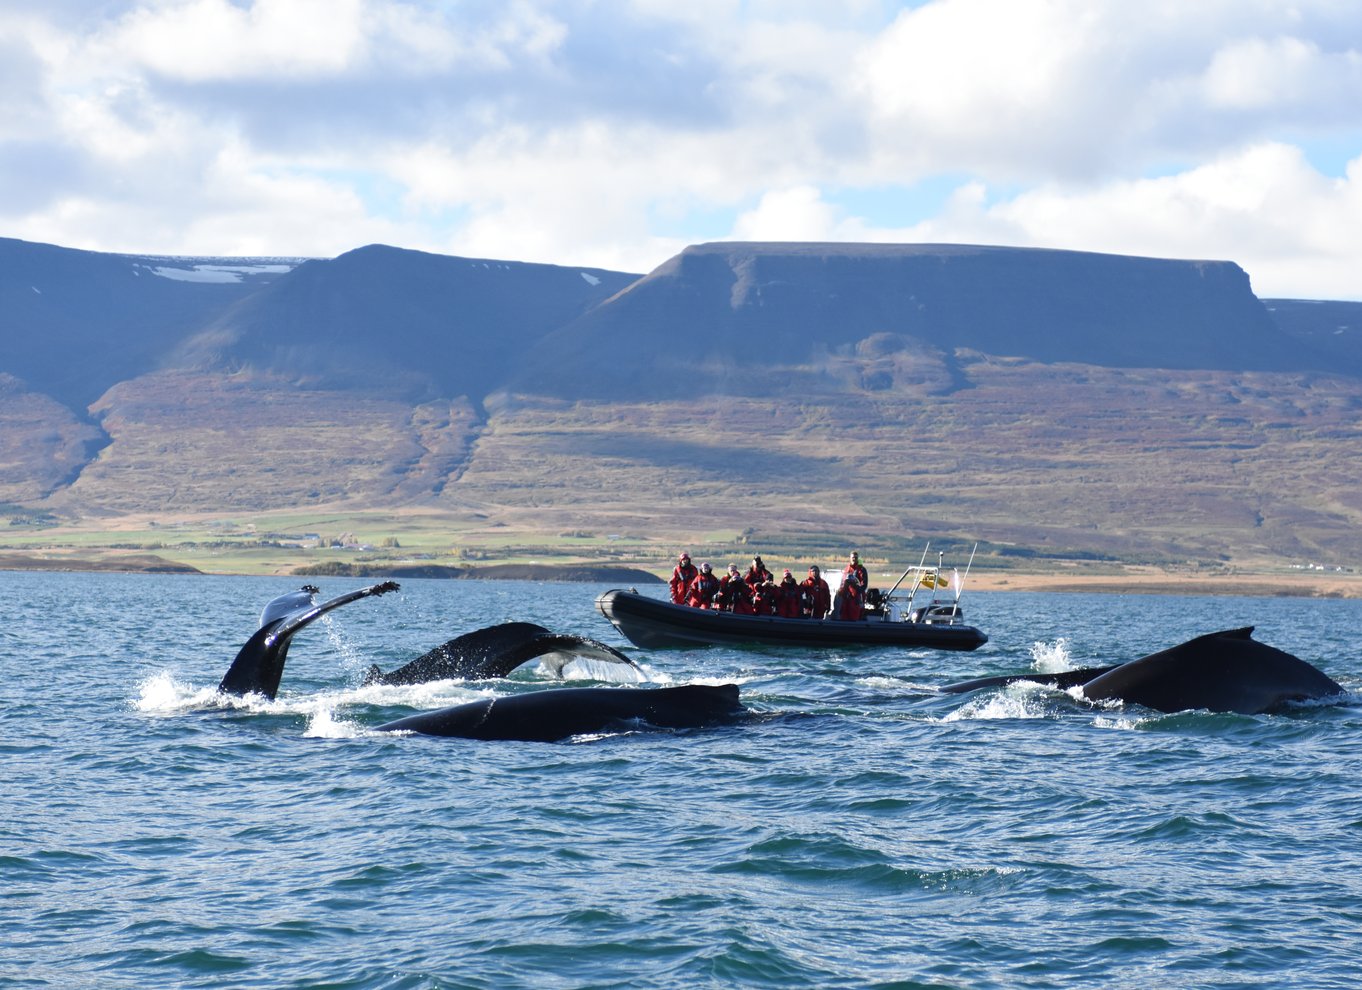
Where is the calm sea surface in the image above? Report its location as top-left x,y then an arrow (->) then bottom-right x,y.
4,571 -> 1362,989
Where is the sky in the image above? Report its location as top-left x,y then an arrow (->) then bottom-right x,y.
3,0 -> 1361,299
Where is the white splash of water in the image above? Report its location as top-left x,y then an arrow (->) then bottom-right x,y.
941,681 -> 1053,721
317,612 -> 374,680
1030,638 -> 1074,673
303,702 -> 366,739
134,672 -> 223,714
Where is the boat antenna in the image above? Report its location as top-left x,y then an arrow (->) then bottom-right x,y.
955,543 -> 978,602
883,541 -> 929,601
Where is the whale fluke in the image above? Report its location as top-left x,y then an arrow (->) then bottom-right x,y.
943,627 -> 1345,715
218,581 -> 400,700
362,621 -> 636,685
375,683 -> 744,741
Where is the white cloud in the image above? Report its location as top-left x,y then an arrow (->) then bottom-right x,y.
2,0 -> 1361,296
875,143 -> 1362,298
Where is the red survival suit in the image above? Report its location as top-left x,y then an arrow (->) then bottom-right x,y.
775,576 -> 802,618
687,571 -> 721,609
800,572 -> 832,619
669,558 -> 698,604
837,576 -> 865,621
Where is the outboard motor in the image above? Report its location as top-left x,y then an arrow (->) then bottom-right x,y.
864,587 -> 885,617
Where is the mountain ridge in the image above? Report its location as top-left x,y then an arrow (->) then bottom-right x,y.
4,235 -> 1361,565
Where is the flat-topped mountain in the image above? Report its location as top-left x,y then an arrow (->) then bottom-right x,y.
3,235 -> 1361,566
515,242 -> 1329,399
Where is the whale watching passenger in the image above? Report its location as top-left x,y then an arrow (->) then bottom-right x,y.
753,577 -> 778,615
776,569 -> 803,617
718,564 -> 757,614
744,555 -> 773,589
801,566 -> 832,619
836,570 -> 866,621
687,562 -> 721,609
844,551 -> 868,591
669,552 -> 698,604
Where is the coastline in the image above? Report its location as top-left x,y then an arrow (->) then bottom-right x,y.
964,570 -> 1362,599
1,549 -> 1357,597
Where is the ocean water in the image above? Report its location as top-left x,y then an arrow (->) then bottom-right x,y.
4,571 -> 1362,989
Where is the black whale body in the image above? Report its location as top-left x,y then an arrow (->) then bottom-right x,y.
218,584 -> 637,700
943,627 -> 1345,715
362,621 -> 636,685
375,683 -> 745,741
219,581 -> 401,700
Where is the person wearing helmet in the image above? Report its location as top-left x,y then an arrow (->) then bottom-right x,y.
669,552 -> 698,604
800,565 -> 832,619
687,562 -> 721,609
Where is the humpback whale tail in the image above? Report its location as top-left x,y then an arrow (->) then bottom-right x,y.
362,621 -> 637,685
218,581 -> 401,700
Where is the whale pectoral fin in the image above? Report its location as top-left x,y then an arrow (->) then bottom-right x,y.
218,581 -> 401,699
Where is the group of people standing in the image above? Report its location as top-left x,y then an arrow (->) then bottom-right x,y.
668,551 -> 871,621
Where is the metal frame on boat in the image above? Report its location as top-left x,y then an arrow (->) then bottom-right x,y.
595,548 -> 988,651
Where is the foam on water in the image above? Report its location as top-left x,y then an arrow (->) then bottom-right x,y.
940,679 -> 1056,721
302,702 -> 369,739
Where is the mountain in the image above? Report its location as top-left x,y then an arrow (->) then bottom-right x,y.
171,244 -> 638,402
513,242 -> 1336,399
3,235 -> 1362,566
0,237 -> 296,410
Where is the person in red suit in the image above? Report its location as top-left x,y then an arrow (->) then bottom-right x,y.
687,562 -> 721,608
752,578 -> 778,615
775,569 -> 802,618
669,552 -> 698,604
837,572 -> 865,621
844,551 -> 868,591
800,566 -> 832,619
744,555 -> 773,589
718,564 -> 756,614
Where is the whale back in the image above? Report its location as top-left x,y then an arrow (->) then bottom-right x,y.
376,683 -> 743,741
1080,627 -> 1344,714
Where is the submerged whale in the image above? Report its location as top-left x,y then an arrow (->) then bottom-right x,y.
362,621 -> 636,685
943,627 -> 1345,715
219,582 -> 401,700
375,683 -> 745,741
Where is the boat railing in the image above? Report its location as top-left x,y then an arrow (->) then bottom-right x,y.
875,543 -> 977,625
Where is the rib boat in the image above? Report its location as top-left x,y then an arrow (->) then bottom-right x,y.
595,555 -> 987,651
